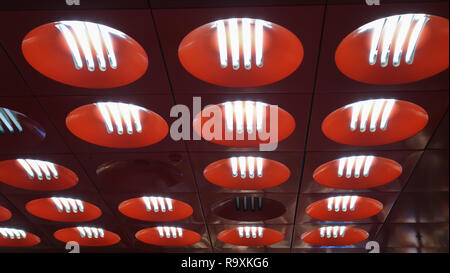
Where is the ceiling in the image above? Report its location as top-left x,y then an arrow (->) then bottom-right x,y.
0,0 -> 448,253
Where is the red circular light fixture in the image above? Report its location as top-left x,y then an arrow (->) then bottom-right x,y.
306,196 -> 383,221
193,101 -> 295,148
212,196 -> 286,221
0,206 -> 12,222
66,102 -> 168,148
203,156 -> 290,190
119,196 -> 193,222
217,226 -> 283,246
322,99 -> 428,146
335,14 -> 449,85
301,226 -> 368,246
313,155 -> 402,189
0,228 -> 40,247
179,18 -> 304,87
0,107 -> 46,149
26,197 -> 101,222
54,227 -> 120,247
22,20 -> 148,88
0,159 -> 78,191
136,226 -> 201,246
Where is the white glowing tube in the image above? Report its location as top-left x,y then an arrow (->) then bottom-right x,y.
363,156 -> 374,177
84,227 -> 93,238
224,102 -> 234,132
157,226 -> 164,238
165,197 -> 173,212
370,100 -> 385,132
234,101 -> 244,134
238,227 -> 244,238
251,226 -> 257,238
342,196 -> 350,212
256,157 -> 263,177
55,23 -> 83,69
338,158 -> 347,177
158,197 -> 166,212
326,226 -> 332,238
98,228 -> 105,238
327,197 -> 334,211
255,20 -> 264,67
77,226 -> 86,238
150,197 -> 159,212
97,103 -> 114,133
345,156 -> 356,178
319,227 -> 325,238
3,108 -> 23,133
60,198 -> 71,213
67,21 -> 95,71
228,18 -> 240,70
85,22 -> 106,71
332,226 -> 340,238
365,18 -> 386,65
162,226 -> 170,238
242,18 -> 252,69
171,227 -> 177,238
339,226 -> 346,237
245,101 -> 254,134
17,159 -> 34,179
118,103 -> 133,134
107,103 -> 123,135
349,102 -> 361,131
247,156 -> 255,178
143,197 -> 151,211
99,24 -> 118,69
36,160 -> 51,180
334,196 -> 342,212
231,157 -> 238,177
0,110 -> 13,134
239,156 -> 247,179
359,100 -> 373,132
380,99 -> 395,130
350,196 -> 358,211
354,156 -> 366,178
130,105 -> 143,133
256,102 -> 265,132
177,227 -> 183,238
216,20 -> 228,68
380,16 -> 400,67
245,226 -> 251,238
392,14 -> 414,67
46,162 -> 58,179
27,160 -> 43,180
258,227 -> 263,238
405,14 -> 428,64
52,197 -> 64,212
91,228 -> 99,239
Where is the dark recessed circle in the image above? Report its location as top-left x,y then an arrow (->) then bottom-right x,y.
212,197 -> 286,221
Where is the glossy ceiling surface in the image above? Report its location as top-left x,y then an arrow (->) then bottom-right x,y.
0,0 -> 448,253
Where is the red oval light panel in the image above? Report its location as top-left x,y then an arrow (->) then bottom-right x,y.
204,156 -> 290,190
22,20 -> 148,88
301,226 -> 368,246
218,226 -> 283,246
313,155 -> 402,189
306,196 -> 383,221
0,107 -> 46,149
335,14 -> 449,85
136,226 -> 201,246
0,206 -> 12,222
66,102 -> 168,148
322,99 -> 428,146
54,227 -> 120,247
0,228 -> 40,247
119,196 -> 193,222
193,101 -> 295,148
26,197 -> 101,222
0,159 -> 78,191
179,18 -> 303,87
